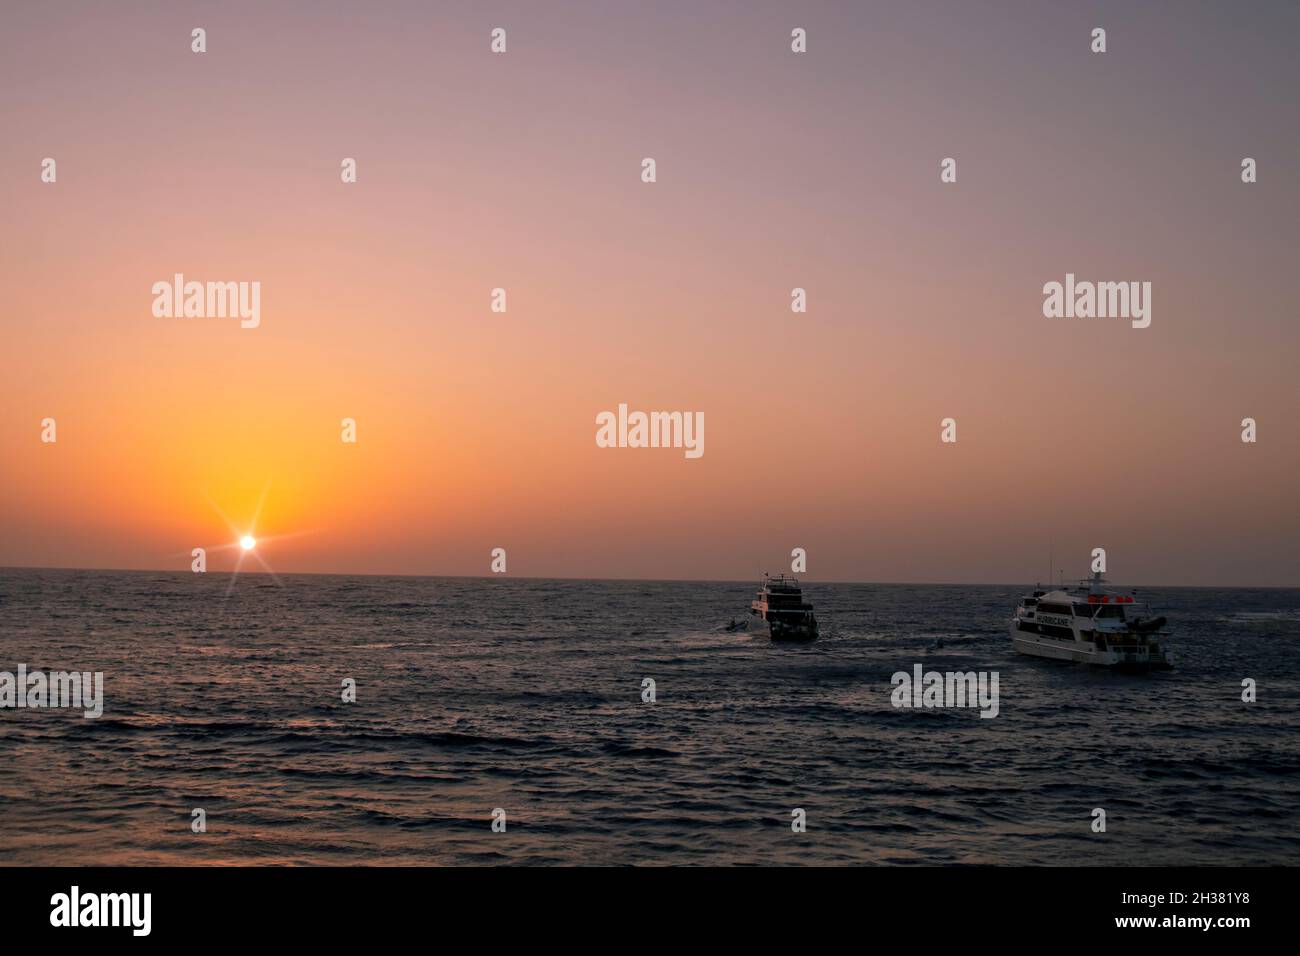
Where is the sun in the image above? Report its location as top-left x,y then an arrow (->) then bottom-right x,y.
240,535 -> 256,551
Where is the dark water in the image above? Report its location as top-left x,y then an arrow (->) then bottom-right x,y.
1,568 -> 1298,865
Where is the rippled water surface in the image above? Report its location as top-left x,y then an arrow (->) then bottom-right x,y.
2,569 -> 1298,865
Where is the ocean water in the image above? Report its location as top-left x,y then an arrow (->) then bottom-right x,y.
1,568 -> 1298,866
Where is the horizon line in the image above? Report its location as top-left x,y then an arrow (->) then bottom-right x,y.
1,563 -> 1296,591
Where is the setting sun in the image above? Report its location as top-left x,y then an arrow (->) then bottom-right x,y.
240,535 -> 256,551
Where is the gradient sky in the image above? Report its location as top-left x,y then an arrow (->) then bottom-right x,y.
2,1 -> 1298,585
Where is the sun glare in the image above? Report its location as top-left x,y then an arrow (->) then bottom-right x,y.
240,535 -> 256,551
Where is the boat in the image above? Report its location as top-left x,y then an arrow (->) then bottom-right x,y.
1009,571 -> 1173,670
750,573 -> 819,642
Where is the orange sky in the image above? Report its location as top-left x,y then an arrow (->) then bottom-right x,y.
2,2 -> 1298,584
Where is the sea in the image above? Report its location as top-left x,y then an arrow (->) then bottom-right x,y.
1,568 -> 1297,866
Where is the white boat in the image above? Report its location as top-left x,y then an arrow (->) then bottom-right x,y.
1010,572 -> 1173,670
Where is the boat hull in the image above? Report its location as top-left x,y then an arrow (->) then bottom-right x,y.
750,611 -> 818,642
1009,622 -> 1172,670
769,623 -> 818,643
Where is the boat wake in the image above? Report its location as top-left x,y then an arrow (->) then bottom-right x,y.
673,627 -> 757,649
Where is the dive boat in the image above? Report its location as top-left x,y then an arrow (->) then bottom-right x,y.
750,573 -> 819,642
1010,572 -> 1173,670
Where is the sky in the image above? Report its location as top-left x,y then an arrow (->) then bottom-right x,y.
1,1 -> 1298,585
